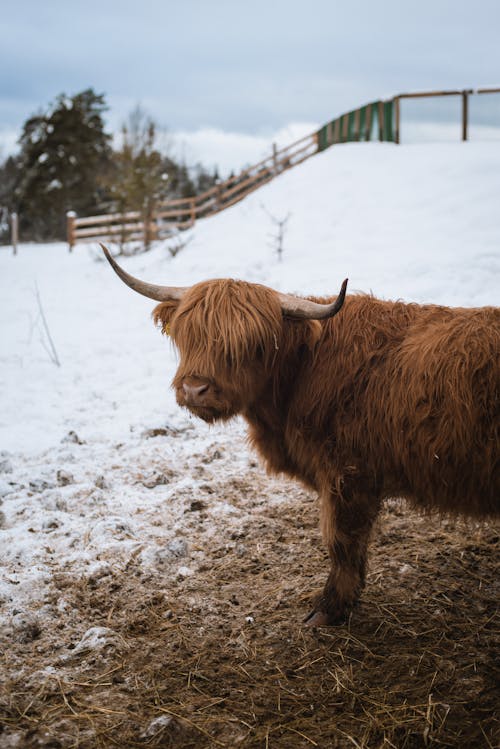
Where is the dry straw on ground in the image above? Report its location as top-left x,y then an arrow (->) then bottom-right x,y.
1,486 -> 498,748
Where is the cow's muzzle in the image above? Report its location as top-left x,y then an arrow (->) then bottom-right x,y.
182,381 -> 210,406
176,376 -> 238,422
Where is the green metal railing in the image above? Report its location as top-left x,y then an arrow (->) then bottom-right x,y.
317,100 -> 395,150
67,87 -> 500,250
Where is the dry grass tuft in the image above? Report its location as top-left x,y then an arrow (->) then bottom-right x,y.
1,492 -> 498,748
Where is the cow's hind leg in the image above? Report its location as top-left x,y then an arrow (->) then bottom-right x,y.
305,484 -> 381,626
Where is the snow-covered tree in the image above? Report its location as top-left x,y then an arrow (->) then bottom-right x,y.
0,93 -> 220,246
13,89 -> 112,240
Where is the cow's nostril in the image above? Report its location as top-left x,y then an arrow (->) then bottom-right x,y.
182,382 -> 209,401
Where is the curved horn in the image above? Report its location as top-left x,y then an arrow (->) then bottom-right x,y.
100,244 -> 188,302
277,278 -> 348,320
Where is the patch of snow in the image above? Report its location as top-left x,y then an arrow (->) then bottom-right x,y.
69,626 -> 120,656
0,141 -> 499,619
141,714 -> 174,738
177,565 -> 194,578
47,179 -> 63,191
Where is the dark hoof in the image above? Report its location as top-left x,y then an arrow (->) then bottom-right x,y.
304,600 -> 352,627
303,610 -> 331,627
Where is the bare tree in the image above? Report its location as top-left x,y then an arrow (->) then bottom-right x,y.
108,106 -> 170,254
261,204 -> 291,262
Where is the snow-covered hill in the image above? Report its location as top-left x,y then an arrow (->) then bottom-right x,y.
0,140 -> 499,615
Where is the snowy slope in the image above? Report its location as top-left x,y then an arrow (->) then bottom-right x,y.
155,141 -> 500,305
0,141 -> 499,616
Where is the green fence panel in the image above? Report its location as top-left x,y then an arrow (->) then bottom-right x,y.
366,101 -> 379,141
316,98 -> 393,151
347,110 -> 356,141
383,100 -> 394,141
359,106 -> 367,141
333,117 -> 340,144
339,114 -> 346,142
317,124 -> 328,151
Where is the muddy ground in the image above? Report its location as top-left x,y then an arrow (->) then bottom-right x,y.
1,467 -> 498,749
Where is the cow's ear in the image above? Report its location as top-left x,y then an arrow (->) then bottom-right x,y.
152,301 -> 179,336
303,320 -> 322,351
283,318 -> 323,353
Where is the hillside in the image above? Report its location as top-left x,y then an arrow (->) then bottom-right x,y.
0,141 -> 499,749
164,141 -> 500,307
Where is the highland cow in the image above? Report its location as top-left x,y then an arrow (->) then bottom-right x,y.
101,245 -> 499,625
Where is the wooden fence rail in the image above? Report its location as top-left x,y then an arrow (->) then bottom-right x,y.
67,131 -> 318,250
67,86 -> 500,250
392,87 -> 500,144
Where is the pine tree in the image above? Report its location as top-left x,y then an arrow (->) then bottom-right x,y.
193,164 -> 219,194
0,93 -> 225,247
14,89 -> 112,240
0,154 -> 22,243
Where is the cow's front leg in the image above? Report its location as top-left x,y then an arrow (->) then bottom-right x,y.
305,484 -> 381,626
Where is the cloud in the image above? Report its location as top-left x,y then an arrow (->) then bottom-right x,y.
170,122 -> 319,175
1,0 -> 499,157
0,129 -> 20,160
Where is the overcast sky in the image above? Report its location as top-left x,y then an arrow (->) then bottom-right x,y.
1,0 -> 499,168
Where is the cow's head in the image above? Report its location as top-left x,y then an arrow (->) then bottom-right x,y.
101,244 -> 347,422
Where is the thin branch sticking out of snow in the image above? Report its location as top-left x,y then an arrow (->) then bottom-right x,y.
35,282 -> 61,367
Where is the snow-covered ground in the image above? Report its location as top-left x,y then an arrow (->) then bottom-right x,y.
0,141 -> 499,623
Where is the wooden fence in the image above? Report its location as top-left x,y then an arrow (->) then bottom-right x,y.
61,85 -> 500,250
67,209 -> 153,250
67,132 -> 318,250
393,87 -> 500,144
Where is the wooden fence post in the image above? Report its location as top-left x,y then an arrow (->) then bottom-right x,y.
342,115 -> 348,143
325,122 -> 332,148
11,212 -> 18,255
216,181 -> 223,209
354,108 -> 360,141
462,90 -> 469,141
143,214 -> 150,251
143,203 -> 156,250
394,97 -> 400,144
333,118 -> 340,144
67,211 -> 76,252
272,142 -> 279,174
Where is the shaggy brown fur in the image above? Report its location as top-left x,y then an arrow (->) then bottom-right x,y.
153,281 -> 499,624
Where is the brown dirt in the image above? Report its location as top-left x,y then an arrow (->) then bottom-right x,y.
1,479 -> 498,749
